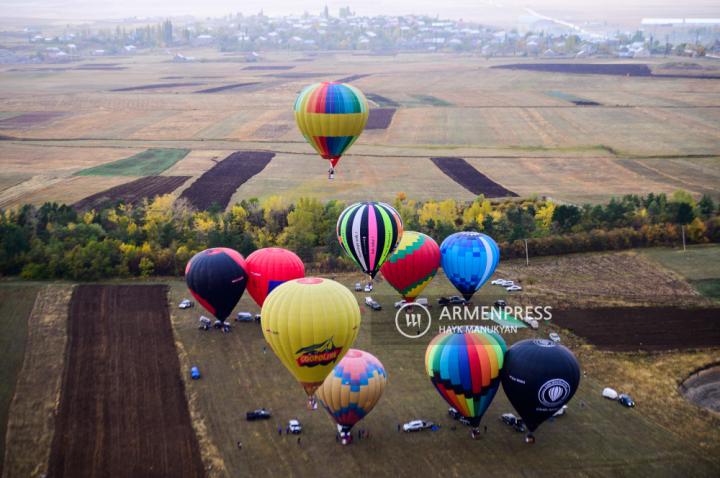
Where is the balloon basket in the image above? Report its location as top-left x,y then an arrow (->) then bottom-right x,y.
470,428 -> 481,440
307,396 -> 318,410
524,433 -> 536,444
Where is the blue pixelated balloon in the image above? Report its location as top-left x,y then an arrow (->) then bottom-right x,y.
440,232 -> 500,301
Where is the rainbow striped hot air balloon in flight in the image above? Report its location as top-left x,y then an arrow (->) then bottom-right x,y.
425,331 -> 506,437
294,82 -> 369,177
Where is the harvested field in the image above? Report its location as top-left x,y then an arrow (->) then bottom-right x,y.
48,285 -> 204,478
410,94 -> 453,106
179,151 -> 274,210
110,82 -> 204,92
430,157 -> 517,197
75,148 -> 190,176
194,82 -> 260,93
3,285 -> 72,478
551,306 -> 720,351
546,91 -> 601,106
0,112 -> 65,129
494,63 -> 653,76
267,72 -> 331,78
73,175 -> 191,210
336,74 -> 372,82
365,108 -> 396,129
243,65 -> 294,70
365,93 -> 400,107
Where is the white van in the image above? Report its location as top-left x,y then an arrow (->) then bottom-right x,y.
602,387 -> 618,400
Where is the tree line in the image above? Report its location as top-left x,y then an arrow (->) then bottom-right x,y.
0,191 -> 717,281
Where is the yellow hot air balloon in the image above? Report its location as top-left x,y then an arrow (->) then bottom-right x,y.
261,277 -> 361,400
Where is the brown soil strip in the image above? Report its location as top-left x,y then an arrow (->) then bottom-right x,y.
365,93 -> 400,108
336,74 -> 372,82
0,112 -> 66,129
2,285 -> 72,478
430,156 -> 518,197
552,307 -> 720,352
179,151 -> 274,210
47,285 -> 204,478
73,175 -> 191,210
493,63 -> 720,80
243,65 -> 294,70
110,82 -> 205,92
365,108 -> 396,129
195,82 -> 261,94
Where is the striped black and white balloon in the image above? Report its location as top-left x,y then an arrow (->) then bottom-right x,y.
336,202 -> 403,278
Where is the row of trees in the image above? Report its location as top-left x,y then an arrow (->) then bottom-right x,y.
0,191 -> 717,281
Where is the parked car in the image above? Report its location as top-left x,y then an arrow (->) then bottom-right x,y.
618,394 -> 636,408
364,283 -> 373,292
236,312 -> 253,322
179,299 -> 194,309
439,296 -> 467,305
403,420 -> 434,432
493,299 -> 507,309
553,405 -> 568,417
395,300 -> 408,308
602,387 -> 619,400
355,282 -> 362,292
190,366 -> 201,380
246,408 -> 271,421
500,413 -> 526,432
549,332 -> 561,342
491,279 -> 512,286
448,408 -> 471,426
364,297 -> 382,311
396,297 -> 429,308
528,319 -> 539,330
288,419 -> 302,434
506,285 -> 523,292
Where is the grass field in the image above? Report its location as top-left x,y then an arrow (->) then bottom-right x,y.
0,52 -> 718,205
74,148 -> 190,176
164,249 -> 720,477
0,284 -> 39,477
642,245 -> 720,300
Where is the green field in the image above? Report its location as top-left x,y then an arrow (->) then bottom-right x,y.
642,245 -> 720,299
168,270 -> 720,477
0,284 -> 39,476
74,148 -> 190,176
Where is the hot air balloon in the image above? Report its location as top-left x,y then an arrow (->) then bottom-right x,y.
380,231 -> 440,302
440,231 -> 500,302
315,349 -> 387,445
294,81 -> 369,178
185,247 -> 248,323
246,247 -> 305,307
261,277 -> 361,406
337,201 -> 403,281
425,331 -> 506,438
501,338 -> 581,443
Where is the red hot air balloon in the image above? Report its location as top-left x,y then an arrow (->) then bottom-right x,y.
245,247 -> 305,307
185,247 -> 248,322
380,231 -> 440,302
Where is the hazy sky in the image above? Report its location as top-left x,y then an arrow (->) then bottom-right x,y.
1,0 -> 719,25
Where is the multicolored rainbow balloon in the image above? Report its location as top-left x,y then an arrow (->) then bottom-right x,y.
294,82 -> 369,174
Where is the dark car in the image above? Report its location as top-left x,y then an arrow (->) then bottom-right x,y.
246,408 -> 272,421
493,299 -> 507,309
439,296 -> 466,306
618,394 -> 636,408
369,301 -> 382,311
500,413 -> 526,432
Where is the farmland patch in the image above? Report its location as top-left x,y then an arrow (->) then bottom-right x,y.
409,94 -> 453,106
73,175 -> 191,210
546,91 -> 601,106
365,108 -> 396,129
74,148 -> 190,176
336,74 -> 372,82
552,307 -> 720,351
110,82 -> 204,92
0,112 -> 66,129
430,157 -> 517,197
365,93 -> 400,107
243,65 -> 294,70
493,63 -> 653,76
194,82 -> 261,93
179,151 -> 274,210
48,285 -> 204,478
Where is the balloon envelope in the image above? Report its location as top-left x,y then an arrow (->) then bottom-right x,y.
294,82 -> 368,168
425,331 -> 506,427
381,231 -> 440,301
440,231 -> 500,301
261,277 -> 361,396
246,247 -> 305,307
185,247 -> 247,321
337,201 -> 403,278
501,339 -> 581,433
316,349 -> 387,433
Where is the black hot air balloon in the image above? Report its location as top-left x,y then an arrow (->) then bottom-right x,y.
501,338 -> 580,443
185,247 -> 248,322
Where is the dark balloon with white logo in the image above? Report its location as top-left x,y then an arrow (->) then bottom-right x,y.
500,339 -> 581,442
